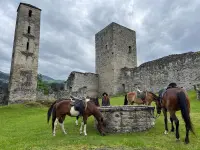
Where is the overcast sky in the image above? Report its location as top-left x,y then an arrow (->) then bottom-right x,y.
0,0 -> 200,80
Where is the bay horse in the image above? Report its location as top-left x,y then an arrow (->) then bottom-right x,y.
124,90 -> 160,106
47,98 -> 106,136
161,87 -> 195,144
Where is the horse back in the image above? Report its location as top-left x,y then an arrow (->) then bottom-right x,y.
162,88 -> 189,110
54,99 -> 72,114
127,92 -> 136,99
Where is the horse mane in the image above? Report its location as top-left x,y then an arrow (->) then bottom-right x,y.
149,91 -> 159,101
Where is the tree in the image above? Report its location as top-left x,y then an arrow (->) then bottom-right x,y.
37,74 -> 50,95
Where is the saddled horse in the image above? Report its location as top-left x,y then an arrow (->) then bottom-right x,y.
160,87 -> 195,144
124,90 -> 160,106
47,97 -> 106,136
75,97 -> 100,125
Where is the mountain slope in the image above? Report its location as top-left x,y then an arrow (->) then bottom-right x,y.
0,71 -> 64,83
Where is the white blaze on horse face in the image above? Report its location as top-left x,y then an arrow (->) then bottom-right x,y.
60,122 -> 67,134
53,118 -> 58,136
70,106 -> 80,116
84,124 -> 87,136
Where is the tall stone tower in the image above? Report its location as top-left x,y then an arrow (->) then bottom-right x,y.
95,22 -> 137,96
8,3 -> 41,103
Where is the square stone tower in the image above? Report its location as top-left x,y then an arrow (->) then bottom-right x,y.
8,3 -> 41,103
95,22 -> 137,96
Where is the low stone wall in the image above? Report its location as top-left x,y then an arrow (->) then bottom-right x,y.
193,84 -> 200,100
36,90 -> 70,101
95,105 -> 155,133
197,90 -> 200,100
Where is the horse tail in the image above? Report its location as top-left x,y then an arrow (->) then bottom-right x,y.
52,104 -> 56,132
177,91 -> 195,134
47,100 -> 57,123
124,94 -> 128,105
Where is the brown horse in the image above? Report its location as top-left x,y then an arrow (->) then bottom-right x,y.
124,90 -> 160,106
161,87 -> 195,144
47,98 -> 106,136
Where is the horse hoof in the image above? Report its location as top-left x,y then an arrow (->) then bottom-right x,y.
185,139 -> 189,144
176,138 -> 180,142
164,130 -> 168,134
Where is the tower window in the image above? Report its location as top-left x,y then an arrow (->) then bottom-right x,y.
29,10 -> 32,17
128,46 -> 131,53
26,42 -> 29,50
106,45 -> 108,49
28,26 -> 31,34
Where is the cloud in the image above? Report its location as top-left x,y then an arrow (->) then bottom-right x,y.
0,0 -> 200,80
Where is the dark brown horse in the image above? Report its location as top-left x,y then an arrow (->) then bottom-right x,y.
47,98 -> 106,136
161,87 -> 195,144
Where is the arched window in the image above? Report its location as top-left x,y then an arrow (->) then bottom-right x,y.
29,10 -> 32,17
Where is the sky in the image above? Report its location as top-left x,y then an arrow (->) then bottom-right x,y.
0,0 -> 200,80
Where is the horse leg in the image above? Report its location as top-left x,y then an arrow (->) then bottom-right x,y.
170,117 -> 175,132
79,120 -> 84,135
52,118 -> 58,136
83,115 -> 88,136
163,108 -> 168,134
59,116 -> 67,135
75,116 -> 79,126
170,112 -> 180,141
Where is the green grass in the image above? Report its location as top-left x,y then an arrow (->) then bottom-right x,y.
0,90 -> 200,150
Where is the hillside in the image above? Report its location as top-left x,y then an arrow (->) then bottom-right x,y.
0,71 -> 64,84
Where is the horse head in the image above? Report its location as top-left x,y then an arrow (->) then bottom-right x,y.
148,92 -> 162,115
96,116 -> 106,136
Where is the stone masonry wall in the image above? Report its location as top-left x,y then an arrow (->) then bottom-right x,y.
8,3 -> 41,103
112,23 -> 137,95
95,105 -> 155,133
95,23 -> 115,96
66,71 -> 99,98
95,22 -> 137,96
119,51 -> 200,93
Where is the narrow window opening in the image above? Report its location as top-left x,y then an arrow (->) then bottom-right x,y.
29,10 -> 32,17
128,46 -> 132,53
26,42 -> 29,50
122,84 -> 125,93
28,26 -> 31,34
105,45 -> 107,49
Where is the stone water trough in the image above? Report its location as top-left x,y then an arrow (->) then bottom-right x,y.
94,105 -> 155,133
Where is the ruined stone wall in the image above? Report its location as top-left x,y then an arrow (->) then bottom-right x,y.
95,106 -> 155,133
66,71 -> 98,98
95,22 -> 137,96
36,90 -> 70,101
119,51 -> 200,93
8,3 -> 41,103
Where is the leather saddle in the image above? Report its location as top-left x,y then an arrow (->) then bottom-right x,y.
70,96 -> 86,116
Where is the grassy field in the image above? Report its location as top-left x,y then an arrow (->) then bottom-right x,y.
0,90 -> 199,150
